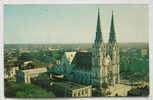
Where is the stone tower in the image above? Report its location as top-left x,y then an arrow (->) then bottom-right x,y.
108,11 -> 120,86
91,9 -> 120,89
91,8 -> 106,88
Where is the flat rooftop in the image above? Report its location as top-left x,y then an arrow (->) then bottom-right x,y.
54,81 -> 90,90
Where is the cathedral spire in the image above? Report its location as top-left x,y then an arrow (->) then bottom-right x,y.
109,11 -> 116,43
95,8 -> 103,42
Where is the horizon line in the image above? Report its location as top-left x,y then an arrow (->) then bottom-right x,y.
4,42 -> 149,45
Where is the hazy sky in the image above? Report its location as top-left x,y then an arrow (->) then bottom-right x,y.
4,4 -> 148,44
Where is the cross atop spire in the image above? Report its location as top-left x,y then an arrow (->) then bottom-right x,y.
109,11 -> 117,43
95,8 -> 103,42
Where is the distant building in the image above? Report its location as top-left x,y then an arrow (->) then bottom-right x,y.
7,57 -> 18,62
53,81 -> 92,97
48,48 -> 59,51
16,67 -> 47,83
141,49 -> 147,56
19,48 -> 30,53
24,61 -> 33,66
121,49 -> 128,53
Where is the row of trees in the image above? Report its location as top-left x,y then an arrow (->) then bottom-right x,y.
18,50 -> 64,64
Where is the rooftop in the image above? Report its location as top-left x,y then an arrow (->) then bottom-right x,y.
54,81 -> 90,91
22,67 -> 47,74
72,51 -> 92,70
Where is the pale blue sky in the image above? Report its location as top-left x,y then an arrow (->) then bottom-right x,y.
4,4 -> 148,44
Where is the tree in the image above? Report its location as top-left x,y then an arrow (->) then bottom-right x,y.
5,81 -> 55,98
127,86 -> 149,96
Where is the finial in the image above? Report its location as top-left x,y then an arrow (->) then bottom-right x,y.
97,8 -> 100,14
112,10 -> 115,17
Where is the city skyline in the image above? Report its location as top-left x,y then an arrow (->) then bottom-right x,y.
4,4 -> 148,44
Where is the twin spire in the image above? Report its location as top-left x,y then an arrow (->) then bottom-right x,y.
109,11 -> 116,43
95,8 -> 117,43
95,8 -> 102,41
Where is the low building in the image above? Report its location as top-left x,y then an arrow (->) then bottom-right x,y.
24,61 -> 33,66
108,84 -> 131,96
16,67 -> 47,83
4,66 -> 19,80
53,81 -> 92,97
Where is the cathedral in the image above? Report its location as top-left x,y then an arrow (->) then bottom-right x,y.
91,9 -> 120,88
49,8 -> 120,89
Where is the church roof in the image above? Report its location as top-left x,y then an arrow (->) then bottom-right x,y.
72,51 -> 92,71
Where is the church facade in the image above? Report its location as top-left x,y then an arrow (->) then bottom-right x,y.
91,9 -> 120,88
49,9 -> 120,89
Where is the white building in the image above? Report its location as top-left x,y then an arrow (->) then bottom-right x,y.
16,67 -> 47,83
24,61 -> 33,66
4,67 -> 19,80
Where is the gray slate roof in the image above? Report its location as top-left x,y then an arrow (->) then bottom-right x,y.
72,51 -> 92,71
